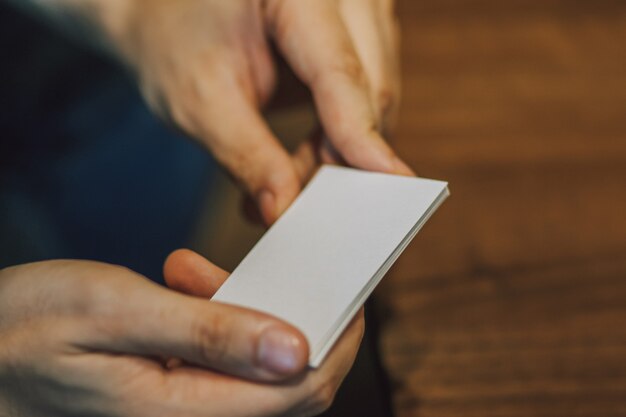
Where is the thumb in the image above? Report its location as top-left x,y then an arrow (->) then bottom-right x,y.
82,268 -> 309,382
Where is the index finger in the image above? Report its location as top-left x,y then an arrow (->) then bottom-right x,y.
265,0 -> 413,175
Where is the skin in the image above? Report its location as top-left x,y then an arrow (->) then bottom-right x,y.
0,250 -> 364,417
120,0 -> 413,226
12,0 -> 414,223
1,0 -> 409,414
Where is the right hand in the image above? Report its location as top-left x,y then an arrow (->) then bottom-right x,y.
105,0 -> 413,225
0,252 -> 364,417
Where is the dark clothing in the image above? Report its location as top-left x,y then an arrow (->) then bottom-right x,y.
0,4 -> 214,281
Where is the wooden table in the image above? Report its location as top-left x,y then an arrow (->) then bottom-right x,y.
381,1 -> 626,415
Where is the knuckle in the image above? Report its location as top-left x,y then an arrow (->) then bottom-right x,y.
160,86 -> 204,139
218,148 -> 265,193
155,67 -> 228,140
75,265 -> 137,333
64,265 -> 118,316
330,54 -> 368,87
268,162 -> 301,193
193,312 -> 230,364
227,147 -> 299,197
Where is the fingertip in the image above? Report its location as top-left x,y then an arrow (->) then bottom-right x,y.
348,131 -> 415,177
292,137 -> 321,184
163,248 -> 195,286
336,130 -> 393,174
256,168 -> 302,226
163,249 -> 229,298
257,189 -> 278,226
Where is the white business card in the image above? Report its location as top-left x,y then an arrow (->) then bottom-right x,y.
212,165 -> 449,367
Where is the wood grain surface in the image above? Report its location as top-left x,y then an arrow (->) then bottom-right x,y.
381,1 -> 626,416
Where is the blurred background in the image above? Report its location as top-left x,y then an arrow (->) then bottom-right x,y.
2,0 -> 626,416
380,1 -> 626,416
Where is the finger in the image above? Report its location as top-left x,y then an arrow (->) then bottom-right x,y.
293,126 -> 371,188
241,133 -> 321,226
81,308 -> 364,417
241,131 -> 324,226
163,249 -> 229,298
291,129 -> 347,187
197,307 -> 365,415
79,270 -> 309,382
311,308 -> 364,377
339,0 -> 401,130
379,2 -> 403,131
292,137 -> 320,183
292,129 -> 334,178
158,309 -> 364,416
241,129 -> 328,226
265,0 -> 413,176
189,74 -> 302,225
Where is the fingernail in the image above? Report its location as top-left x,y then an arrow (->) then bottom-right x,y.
257,190 -> 276,225
257,327 -> 304,374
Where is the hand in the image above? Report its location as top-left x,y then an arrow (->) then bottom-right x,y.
0,251 -> 363,417
104,0 -> 412,224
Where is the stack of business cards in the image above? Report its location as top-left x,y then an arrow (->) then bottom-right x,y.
212,165 -> 449,367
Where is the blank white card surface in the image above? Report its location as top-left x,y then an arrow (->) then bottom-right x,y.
212,165 -> 449,367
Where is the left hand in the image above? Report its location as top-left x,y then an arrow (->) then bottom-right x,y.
0,251 -> 364,417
